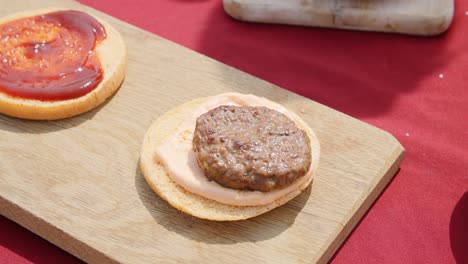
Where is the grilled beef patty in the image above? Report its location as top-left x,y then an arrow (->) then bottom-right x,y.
193,105 -> 311,192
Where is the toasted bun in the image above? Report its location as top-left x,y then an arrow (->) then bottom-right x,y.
140,95 -> 320,221
0,8 -> 127,120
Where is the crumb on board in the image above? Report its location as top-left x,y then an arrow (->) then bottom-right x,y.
405,132 -> 410,137
300,108 -> 306,114
439,73 -> 444,79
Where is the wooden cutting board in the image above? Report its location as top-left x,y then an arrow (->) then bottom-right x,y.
0,0 -> 404,263
223,0 -> 455,36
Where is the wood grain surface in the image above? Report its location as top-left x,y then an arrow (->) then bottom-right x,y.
223,0 -> 454,36
0,0 -> 404,263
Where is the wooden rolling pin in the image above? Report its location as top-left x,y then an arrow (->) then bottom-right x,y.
223,0 -> 454,36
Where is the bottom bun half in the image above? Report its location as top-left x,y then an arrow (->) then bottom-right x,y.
140,96 -> 320,221
0,8 -> 127,120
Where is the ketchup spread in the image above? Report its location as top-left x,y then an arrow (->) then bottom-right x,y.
0,10 -> 106,101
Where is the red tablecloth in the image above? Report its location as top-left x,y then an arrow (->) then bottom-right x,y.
1,1 -> 467,263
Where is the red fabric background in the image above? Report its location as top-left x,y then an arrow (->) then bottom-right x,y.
1,1 -> 467,263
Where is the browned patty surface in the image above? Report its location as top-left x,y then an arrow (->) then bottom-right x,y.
193,105 -> 311,192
